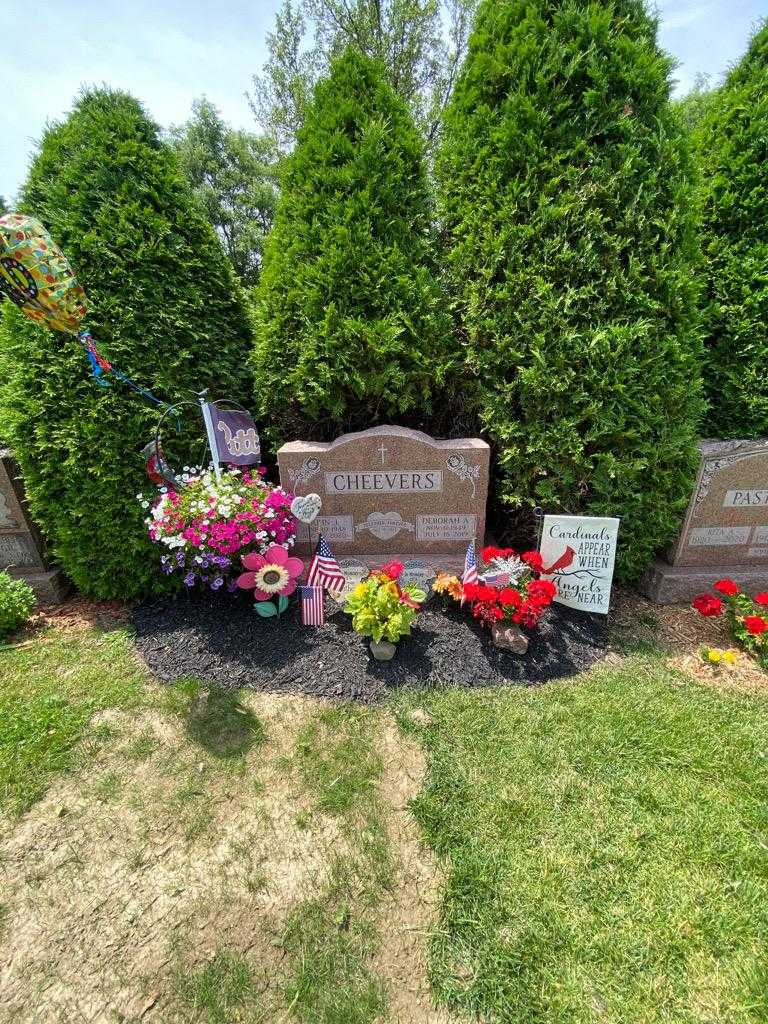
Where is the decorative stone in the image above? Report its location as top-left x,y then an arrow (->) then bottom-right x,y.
0,450 -> 68,604
290,492 -> 322,524
370,639 -> 397,661
399,558 -> 436,602
641,439 -> 768,603
330,558 -> 370,604
491,622 -> 529,655
278,426 -> 490,574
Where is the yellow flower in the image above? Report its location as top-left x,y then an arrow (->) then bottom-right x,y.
723,650 -> 737,666
352,582 -> 367,599
706,648 -> 722,664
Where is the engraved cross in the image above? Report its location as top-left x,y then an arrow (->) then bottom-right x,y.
377,442 -> 388,465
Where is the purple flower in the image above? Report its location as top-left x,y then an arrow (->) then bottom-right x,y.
211,576 -> 224,591
183,572 -> 196,587
161,563 -> 173,575
176,551 -> 186,566
226,580 -> 238,593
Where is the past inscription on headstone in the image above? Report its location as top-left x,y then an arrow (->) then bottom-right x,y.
278,426 -> 489,573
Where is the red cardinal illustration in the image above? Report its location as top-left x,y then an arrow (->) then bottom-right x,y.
542,545 -> 576,575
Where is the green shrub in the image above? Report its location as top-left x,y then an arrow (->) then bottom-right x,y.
696,23 -> 768,438
436,0 -> 703,581
0,572 -> 35,638
0,88 -> 252,600
252,48 -> 456,447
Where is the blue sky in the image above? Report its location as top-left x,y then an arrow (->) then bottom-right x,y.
1,0 -> 765,201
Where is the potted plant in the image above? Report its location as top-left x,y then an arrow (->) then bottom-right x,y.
344,561 -> 426,660
143,465 -> 299,594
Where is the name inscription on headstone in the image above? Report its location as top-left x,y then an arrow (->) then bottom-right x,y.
278,426 -> 490,572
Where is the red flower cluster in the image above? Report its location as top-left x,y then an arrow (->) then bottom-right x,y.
692,593 -> 724,617
744,615 -> 768,636
713,578 -> 740,596
376,560 -> 405,581
463,578 -> 556,629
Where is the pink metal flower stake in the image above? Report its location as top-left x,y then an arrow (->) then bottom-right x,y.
236,543 -> 305,617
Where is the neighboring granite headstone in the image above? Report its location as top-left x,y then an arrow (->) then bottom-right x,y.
0,450 -> 68,603
642,439 -> 768,603
278,426 -> 490,574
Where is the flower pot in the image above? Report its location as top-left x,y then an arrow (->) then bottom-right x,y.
491,622 -> 529,655
370,639 -> 397,661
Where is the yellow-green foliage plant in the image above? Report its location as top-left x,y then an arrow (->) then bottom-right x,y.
437,0 -> 704,581
0,89 -> 253,600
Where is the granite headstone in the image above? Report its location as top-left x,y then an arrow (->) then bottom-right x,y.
0,450 -> 68,603
642,439 -> 768,603
278,426 -> 489,574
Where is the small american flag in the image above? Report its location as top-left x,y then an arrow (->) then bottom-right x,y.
462,541 -> 478,588
299,585 -> 325,626
481,571 -> 510,587
306,534 -> 345,594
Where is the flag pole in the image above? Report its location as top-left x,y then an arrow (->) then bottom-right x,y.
197,389 -> 221,482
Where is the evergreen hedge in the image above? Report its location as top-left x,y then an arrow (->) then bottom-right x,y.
696,23 -> 768,438
252,48 -> 456,447
0,89 -> 252,600
437,0 -> 703,581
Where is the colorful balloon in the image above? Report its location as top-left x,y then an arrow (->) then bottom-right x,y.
0,213 -> 87,334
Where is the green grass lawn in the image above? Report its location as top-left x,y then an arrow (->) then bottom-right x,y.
1,623 -> 767,1023
395,656 -> 768,1023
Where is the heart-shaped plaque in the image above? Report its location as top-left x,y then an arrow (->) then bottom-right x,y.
365,511 -> 408,541
291,493 -> 322,524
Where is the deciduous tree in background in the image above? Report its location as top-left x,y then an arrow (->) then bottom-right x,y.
695,22 -> 768,438
437,0 -> 703,582
251,0 -> 478,153
252,48 -> 457,446
0,88 -> 252,600
170,98 -> 278,287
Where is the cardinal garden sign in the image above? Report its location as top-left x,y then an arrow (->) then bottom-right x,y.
539,514 -> 620,614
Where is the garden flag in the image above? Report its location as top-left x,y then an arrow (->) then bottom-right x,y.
299,585 -> 326,626
306,534 -> 345,594
204,403 -> 261,466
538,514 -> 620,614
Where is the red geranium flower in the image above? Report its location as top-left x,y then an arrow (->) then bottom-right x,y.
713,579 -> 739,596
378,560 -> 404,581
499,587 -> 522,608
692,594 -> 724,617
521,550 -> 544,572
462,582 -> 481,602
754,592 -> 768,606
743,615 -> 768,635
527,579 -> 557,603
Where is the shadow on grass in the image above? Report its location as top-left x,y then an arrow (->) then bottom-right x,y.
174,680 -> 266,759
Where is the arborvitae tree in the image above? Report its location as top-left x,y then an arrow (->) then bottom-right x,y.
0,89 -> 252,600
437,0 -> 703,582
253,48 -> 455,445
696,23 -> 768,438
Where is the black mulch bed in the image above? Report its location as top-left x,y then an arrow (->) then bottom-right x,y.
132,590 -> 608,703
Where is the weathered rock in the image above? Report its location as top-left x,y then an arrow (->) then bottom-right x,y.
491,622 -> 529,655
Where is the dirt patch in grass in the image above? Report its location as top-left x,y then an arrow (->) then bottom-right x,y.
0,695 -> 347,1022
373,715 -> 454,1024
0,690 -> 449,1023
